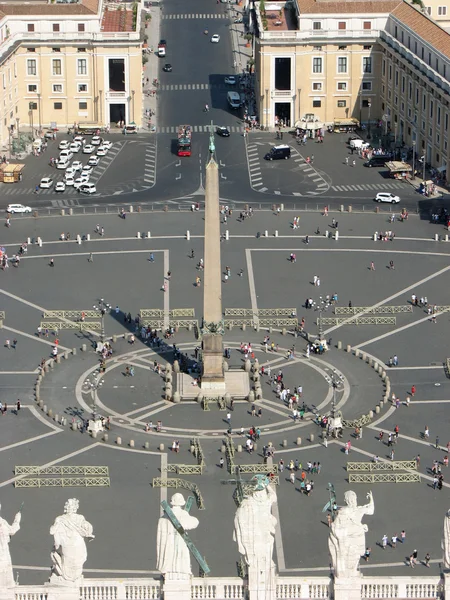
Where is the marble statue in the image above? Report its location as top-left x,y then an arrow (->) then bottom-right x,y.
0,503 -> 21,588
443,508 -> 450,570
233,481 -> 277,568
49,498 -> 94,585
328,490 -> 374,579
233,477 -> 278,600
157,493 -> 199,578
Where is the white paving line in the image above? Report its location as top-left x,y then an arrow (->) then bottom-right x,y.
353,308 -> 450,350
123,400 -> 166,417
283,558 -> 441,573
0,371 -> 38,375
28,405 -> 63,432
0,442 -> 100,488
2,325 -> 71,352
0,289 -> 97,340
133,403 -> 175,422
325,263 -> 450,337
163,249 -> 170,331
245,248 -> 259,327
387,365 -> 445,370
407,399 -> 450,403
267,456 -> 286,571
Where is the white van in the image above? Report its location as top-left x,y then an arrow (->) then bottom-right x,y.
227,91 -> 241,109
59,149 -> 74,161
349,138 -> 370,150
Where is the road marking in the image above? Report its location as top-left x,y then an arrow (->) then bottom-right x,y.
325,263 -> 450,337
386,365 -> 444,370
0,371 -> 38,375
163,249 -> 170,330
28,405 -> 64,431
0,442 -> 100,488
0,290 -> 97,340
1,325 -> 71,352
283,558 -> 441,573
245,248 -> 259,327
353,308 -> 450,349
0,429 -> 60,455
122,400 -> 167,418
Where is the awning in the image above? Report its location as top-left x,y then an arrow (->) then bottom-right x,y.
438,165 -> 447,173
294,120 -> 324,130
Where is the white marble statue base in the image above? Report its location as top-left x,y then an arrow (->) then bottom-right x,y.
47,586 -> 79,600
163,574 -> 191,600
445,572 -> 450,597
248,564 -> 276,600
334,576 -> 362,600
0,588 -> 14,600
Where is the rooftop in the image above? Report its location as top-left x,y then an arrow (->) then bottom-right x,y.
390,1 -> 450,56
0,0 -> 99,16
101,5 -> 134,32
263,2 -> 297,32
296,0 -> 402,14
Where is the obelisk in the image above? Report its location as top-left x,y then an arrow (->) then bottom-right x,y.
201,127 -> 225,392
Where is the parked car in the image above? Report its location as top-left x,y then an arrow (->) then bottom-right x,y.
58,140 -> 70,151
102,141 -> 113,150
88,155 -> 99,166
59,150 -> 74,161
91,136 -> 102,146
6,204 -> 32,214
55,181 -> 66,192
83,144 -> 95,154
374,192 -> 400,204
64,175 -> 75,186
224,76 -> 236,85
39,177 -> 54,189
96,146 -> 108,156
69,142 -> 81,153
211,34 -> 220,43
162,64 -> 172,72
82,165 -> 93,176
72,161 -> 83,171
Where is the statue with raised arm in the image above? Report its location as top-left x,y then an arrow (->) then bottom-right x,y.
0,502 -> 21,588
49,498 -> 94,585
233,477 -> 278,600
443,508 -> 450,570
156,493 -> 199,578
328,490 -> 374,579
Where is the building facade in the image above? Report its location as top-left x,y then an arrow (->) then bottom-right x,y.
254,0 -> 450,172
0,0 -> 143,149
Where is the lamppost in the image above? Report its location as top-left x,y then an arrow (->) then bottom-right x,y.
313,296 -> 331,343
83,370 -> 104,420
265,88 -> 269,131
421,154 -> 426,183
28,103 -> 34,136
412,140 -> 416,180
367,100 -> 371,140
37,92 -> 42,134
93,298 -> 111,342
131,90 -> 135,123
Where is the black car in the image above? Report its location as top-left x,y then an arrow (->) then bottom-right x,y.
162,64 -> 172,72
216,126 -> 230,137
159,39 -> 167,46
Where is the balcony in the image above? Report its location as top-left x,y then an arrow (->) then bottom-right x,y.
260,28 -> 378,41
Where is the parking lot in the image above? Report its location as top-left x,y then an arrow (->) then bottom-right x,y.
0,131 -> 155,207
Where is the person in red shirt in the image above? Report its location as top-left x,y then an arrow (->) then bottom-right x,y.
411,385 -> 416,396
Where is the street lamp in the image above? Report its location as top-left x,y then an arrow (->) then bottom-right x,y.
421,154 -> 426,183
265,88 -> 269,131
412,140 -> 416,180
367,100 -> 371,140
93,298 -> 111,342
313,296 -> 331,343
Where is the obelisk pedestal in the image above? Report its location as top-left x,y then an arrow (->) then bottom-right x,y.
201,137 -> 225,392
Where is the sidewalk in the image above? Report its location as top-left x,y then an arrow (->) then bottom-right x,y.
141,5 -> 162,132
228,4 -> 253,76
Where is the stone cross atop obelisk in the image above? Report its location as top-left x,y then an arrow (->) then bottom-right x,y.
201,125 -> 225,392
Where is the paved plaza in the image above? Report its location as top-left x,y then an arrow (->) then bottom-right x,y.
0,208 -> 450,584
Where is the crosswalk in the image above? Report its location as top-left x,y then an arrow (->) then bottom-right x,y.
159,83 -> 241,91
331,182 -> 406,192
144,142 -> 156,185
88,142 -> 124,184
162,13 -> 228,19
157,125 -> 244,134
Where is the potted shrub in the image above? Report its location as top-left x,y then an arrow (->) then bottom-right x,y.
244,33 -> 252,47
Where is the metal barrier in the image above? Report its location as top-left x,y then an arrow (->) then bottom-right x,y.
15,477 -> 110,488
334,305 -> 412,315
15,466 -> 109,476
347,461 -> 417,472
259,318 -> 298,328
140,308 -> 195,318
191,438 -> 206,469
342,414 -> 373,429
142,319 -> 198,331
237,464 -> 278,474
43,310 -> 100,319
321,317 -> 396,326
224,308 -> 296,318
40,321 -> 102,331
164,464 -> 203,475
152,478 -> 205,509
348,473 -> 420,484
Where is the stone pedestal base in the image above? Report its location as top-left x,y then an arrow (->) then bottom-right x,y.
177,371 -> 250,400
163,575 -> 191,600
248,565 -> 276,600
333,576 -> 361,600
46,585 -> 79,600
445,572 -> 450,597
0,588 -> 14,600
